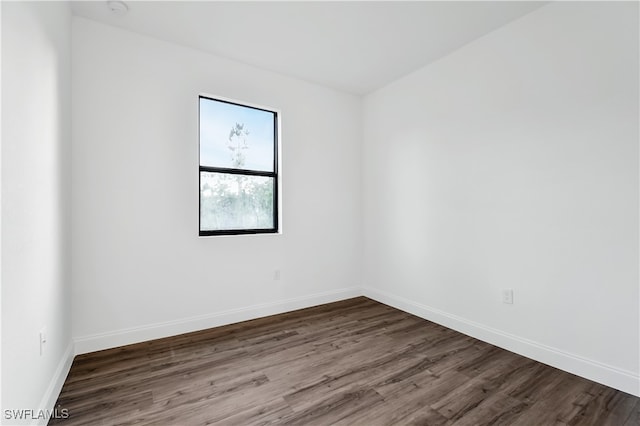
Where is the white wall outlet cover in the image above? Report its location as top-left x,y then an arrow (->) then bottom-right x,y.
39,329 -> 47,355
502,289 -> 514,304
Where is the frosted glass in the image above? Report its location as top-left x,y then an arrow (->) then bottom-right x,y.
200,172 -> 275,231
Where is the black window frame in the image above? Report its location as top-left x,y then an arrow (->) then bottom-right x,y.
198,95 -> 279,236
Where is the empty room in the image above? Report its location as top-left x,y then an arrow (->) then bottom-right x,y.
2,1 -> 639,425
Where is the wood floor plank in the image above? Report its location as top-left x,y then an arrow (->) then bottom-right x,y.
220,397 -> 294,426
622,399 -> 639,426
567,384 -> 640,426
448,390 -> 528,426
281,387 -> 384,425
355,371 -> 470,424
50,297 -> 639,425
508,374 -> 604,426
281,350 -> 421,412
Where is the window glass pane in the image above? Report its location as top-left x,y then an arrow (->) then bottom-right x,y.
200,172 -> 275,231
200,97 -> 275,172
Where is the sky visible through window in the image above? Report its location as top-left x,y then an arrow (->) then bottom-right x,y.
199,98 -> 275,172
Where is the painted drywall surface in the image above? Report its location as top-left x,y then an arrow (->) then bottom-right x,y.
363,1 -> 638,384
1,0 -> 72,421
71,18 -> 362,344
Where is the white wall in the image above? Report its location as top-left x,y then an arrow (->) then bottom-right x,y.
1,1 -> 73,423
363,2 -> 639,396
71,18 -> 362,352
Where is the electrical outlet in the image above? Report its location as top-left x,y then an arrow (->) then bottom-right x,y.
39,329 -> 47,355
502,289 -> 514,304
274,270 -> 281,281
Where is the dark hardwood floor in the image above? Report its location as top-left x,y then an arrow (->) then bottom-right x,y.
51,297 -> 639,425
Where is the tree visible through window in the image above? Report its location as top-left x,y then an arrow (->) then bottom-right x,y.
199,96 -> 278,235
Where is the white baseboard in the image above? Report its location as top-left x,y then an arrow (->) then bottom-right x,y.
363,286 -> 640,397
74,287 -> 361,355
33,342 -> 75,426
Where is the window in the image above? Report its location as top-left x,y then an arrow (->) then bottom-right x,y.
199,95 -> 279,236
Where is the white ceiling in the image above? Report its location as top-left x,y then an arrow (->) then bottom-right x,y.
70,1 -> 546,95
